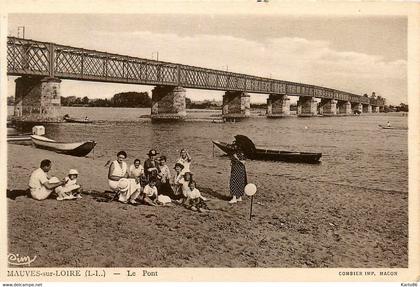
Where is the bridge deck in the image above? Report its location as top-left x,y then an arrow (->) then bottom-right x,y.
6,37 -> 384,106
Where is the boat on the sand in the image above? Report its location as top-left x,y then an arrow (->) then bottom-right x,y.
212,135 -> 322,164
31,135 -> 96,157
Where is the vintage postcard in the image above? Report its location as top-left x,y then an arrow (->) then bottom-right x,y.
0,0 -> 419,285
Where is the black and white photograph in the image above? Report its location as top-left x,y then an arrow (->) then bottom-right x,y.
1,0 -> 419,284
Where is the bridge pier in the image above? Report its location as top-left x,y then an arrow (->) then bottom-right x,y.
222,91 -> 250,121
266,94 -> 290,118
363,104 -> 372,113
372,106 -> 380,113
13,76 -> 62,122
337,101 -> 352,115
297,96 -> 317,117
151,85 -> 186,122
351,102 -> 363,114
319,99 -> 337,116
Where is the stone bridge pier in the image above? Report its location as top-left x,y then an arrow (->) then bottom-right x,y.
266,94 -> 290,118
151,85 -> 187,122
297,96 -> 317,117
222,91 -> 250,121
337,100 -> 352,115
351,102 -> 363,114
363,104 -> 372,113
14,76 -> 62,122
318,99 -> 337,116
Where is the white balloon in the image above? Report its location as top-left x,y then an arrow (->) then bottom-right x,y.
244,183 -> 257,196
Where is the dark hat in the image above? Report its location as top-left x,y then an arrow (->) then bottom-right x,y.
174,162 -> 184,169
147,149 -> 159,156
159,155 -> 167,161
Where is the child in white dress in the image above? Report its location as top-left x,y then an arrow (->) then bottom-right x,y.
56,169 -> 82,200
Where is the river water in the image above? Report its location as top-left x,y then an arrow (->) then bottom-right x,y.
9,106 -> 408,194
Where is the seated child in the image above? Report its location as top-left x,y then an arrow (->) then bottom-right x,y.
142,178 -> 158,206
178,172 -> 193,198
56,169 -> 82,200
183,180 -> 208,212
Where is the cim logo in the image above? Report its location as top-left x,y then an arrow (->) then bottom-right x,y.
8,253 -> 37,266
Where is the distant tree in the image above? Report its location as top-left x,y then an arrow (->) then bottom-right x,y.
82,96 -> 90,105
396,103 -> 408,112
74,97 -> 82,105
111,92 -> 151,107
61,96 -> 77,106
185,97 -> 192,109
250,103 -> 267,109
90,98 -> 111,107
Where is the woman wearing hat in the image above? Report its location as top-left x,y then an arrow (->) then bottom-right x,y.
144,149 -> 161,181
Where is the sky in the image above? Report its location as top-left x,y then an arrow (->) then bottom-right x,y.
7,14 -> 407,105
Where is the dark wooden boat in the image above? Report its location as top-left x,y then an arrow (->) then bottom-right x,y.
212,135 -> 322,164
31,135 -> 96,157
378,125 -> 407,130
63,114 -> 93,124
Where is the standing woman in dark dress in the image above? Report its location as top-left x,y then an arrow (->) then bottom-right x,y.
229,145 -> 247,204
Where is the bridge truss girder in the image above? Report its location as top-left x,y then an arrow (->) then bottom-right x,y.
7,37 -> 384,106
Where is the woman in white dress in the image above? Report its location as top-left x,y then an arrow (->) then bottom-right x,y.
108,151 -> 140,204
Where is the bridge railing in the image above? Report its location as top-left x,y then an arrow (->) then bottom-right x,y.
7,36 -> 383,105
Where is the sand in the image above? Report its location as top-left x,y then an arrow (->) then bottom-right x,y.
7,143 -> 407,267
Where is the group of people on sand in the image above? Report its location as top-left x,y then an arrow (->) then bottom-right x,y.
28,144 -> 249,210
107,148 -> 210,212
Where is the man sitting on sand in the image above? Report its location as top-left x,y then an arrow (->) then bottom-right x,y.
29,159 -> 67,201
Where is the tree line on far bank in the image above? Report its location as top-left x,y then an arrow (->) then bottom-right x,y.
61,92 -> 152,108
6,93 -> 408,112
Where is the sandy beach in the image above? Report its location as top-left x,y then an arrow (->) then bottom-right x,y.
7,143 -> 407,267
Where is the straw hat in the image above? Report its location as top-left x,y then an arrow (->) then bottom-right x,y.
68,169 -> 79,175
117,178 -> 129,192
